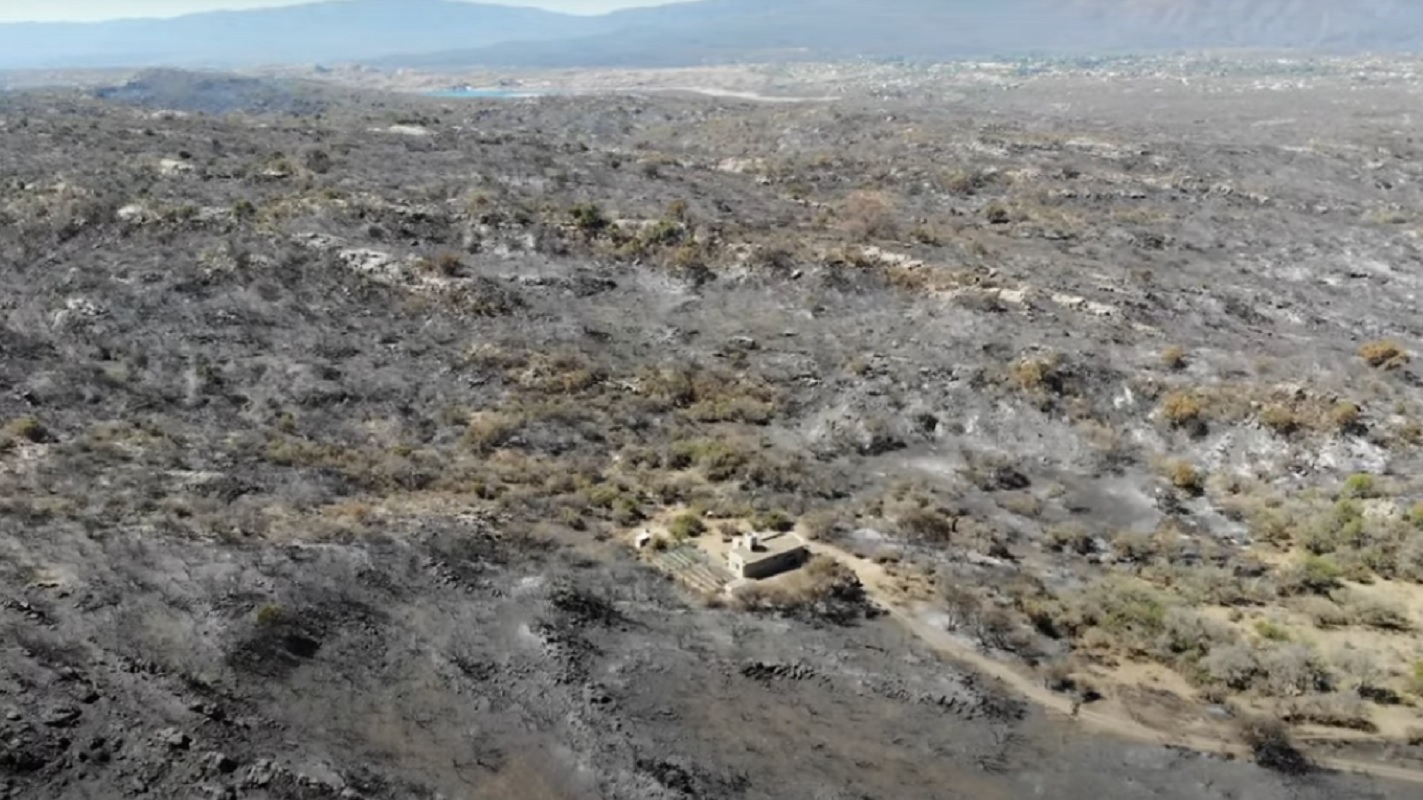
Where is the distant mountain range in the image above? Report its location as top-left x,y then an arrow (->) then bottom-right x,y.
0,0 -> 604,70
2,0 -> 1422,71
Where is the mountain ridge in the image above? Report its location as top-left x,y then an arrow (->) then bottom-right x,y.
0,0 -> 603,69
2,0 -> 1423,71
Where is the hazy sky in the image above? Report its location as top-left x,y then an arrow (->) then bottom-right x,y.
0,0 -> 671,22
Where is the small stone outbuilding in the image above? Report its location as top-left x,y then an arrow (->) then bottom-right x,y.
727,531 -> 807,579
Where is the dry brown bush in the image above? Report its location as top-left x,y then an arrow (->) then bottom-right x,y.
1238,717 -> 1311,774
1331,401 -> 1363,431
1278,693 -> 1376,732
1359,340 -> 1410,370
731,555 -> 859,612
897,507 -> 958,542
1289,595 -> 1349,629
1010,353 -> 1068,395
1339,593 -> 1414,632
837,189 -> 900,241
1160,390 -> 1204,428
799,509 -> 845,541
1167,460 -> 1205,495
463,413 -> 523,454
1258,404 -> 1301,436
510,351 -> 602,395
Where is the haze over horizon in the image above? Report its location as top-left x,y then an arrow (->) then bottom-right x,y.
0,0 -> 679,23
1,0 -> 1420,73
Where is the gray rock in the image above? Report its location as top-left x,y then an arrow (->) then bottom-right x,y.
157,728 -> 191,750
205,751 -> 239,774
41,706 -> 81,728
244,759 -> 280,788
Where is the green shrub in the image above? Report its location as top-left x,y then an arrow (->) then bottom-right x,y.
1301,500 -> 1366,556
668,512 -> 706,540
1,416 -> 49,444
611,497 -> 643,526
1254,619 -> 1292,642
1077,578 -> 1171,650
668,439 -> 749,482
1341,473 -> 1379,500
753,509 -> 795,533
255,603 -> 284,626
1301,555 -> 1343,593
570,202 -> 610,234
685,396 -> 775,425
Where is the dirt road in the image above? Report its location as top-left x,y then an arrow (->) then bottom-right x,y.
803,540 -> 1423,787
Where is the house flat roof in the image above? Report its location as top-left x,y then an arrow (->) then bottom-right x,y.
730,532 -> 807,564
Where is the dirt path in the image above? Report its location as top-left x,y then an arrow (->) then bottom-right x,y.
804,540 -> 1423,787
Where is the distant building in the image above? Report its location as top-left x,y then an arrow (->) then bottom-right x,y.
727,531 -> 807,580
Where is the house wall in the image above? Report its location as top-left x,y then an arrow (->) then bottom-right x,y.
735,547 -> 806,579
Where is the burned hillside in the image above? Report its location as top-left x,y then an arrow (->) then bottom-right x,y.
2,63 -> 1423,799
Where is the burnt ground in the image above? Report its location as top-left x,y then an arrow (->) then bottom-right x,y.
1,528 -> 1400,800
1,62 -> 1423,798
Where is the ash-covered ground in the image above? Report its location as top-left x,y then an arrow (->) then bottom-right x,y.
3,62 -> 1423,799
